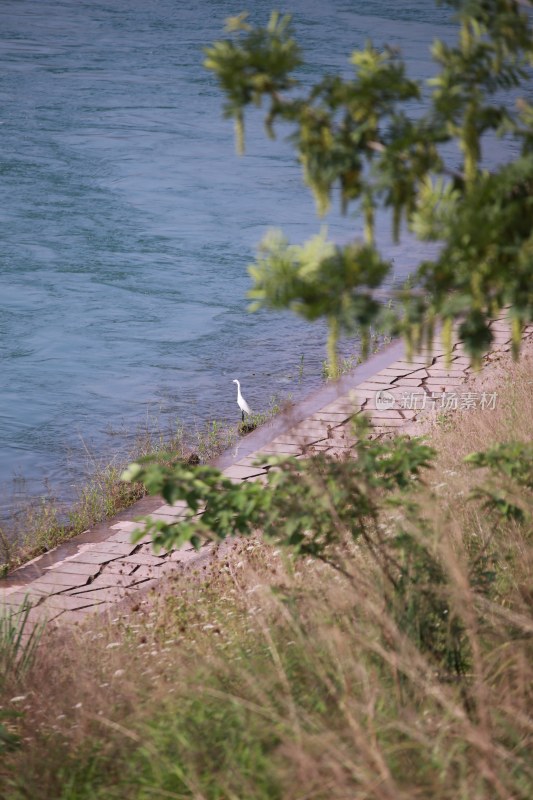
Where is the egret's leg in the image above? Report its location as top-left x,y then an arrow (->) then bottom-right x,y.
241,410 -> 245,422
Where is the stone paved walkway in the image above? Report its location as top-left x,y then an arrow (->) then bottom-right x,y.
2,314 -> 531,630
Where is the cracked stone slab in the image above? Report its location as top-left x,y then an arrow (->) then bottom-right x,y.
315,403 -> 361,417
24,606 -> 65,625
368,417 -> 410,427
44,594 -> 104,611
43,561 -> 103,577
119,553 -> 167,567
222,464 -> 269,480
110,521 -> 147,532
66,587 -> 134,604
424,376 -> 466,387
352,380 -> 398,392
101,561 -> 139,575
91,542 -> 142,556
426,367 -> 469,378
18,578 -> 84,597
367,409 -> 405,420
31,571 -> 92,589
106,531 -> 143,544
234,454 -> 273,468
145,512 -> 192,523
0,588 -> 48,609
168,548 -> 204,563
309,412 -> 354,424
286,421 -> 334,435
390,356 -> 434,366
153,504 -> 189,517
70,551 -> 124,565
258,442 -> 304,454
377,366 -> 425,377
391,378 -> 424,387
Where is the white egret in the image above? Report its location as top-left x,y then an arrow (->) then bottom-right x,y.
232,379 -> 252,421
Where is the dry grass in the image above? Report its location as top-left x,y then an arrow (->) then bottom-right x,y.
0,356 -> 532,799
0,397 -> 286,574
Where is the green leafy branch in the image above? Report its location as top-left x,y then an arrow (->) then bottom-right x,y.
205,2 -> 533,372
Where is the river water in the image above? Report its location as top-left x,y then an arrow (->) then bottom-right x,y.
0,0 -> 464,515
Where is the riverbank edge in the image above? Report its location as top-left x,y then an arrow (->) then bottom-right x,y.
1,318 -> 532,617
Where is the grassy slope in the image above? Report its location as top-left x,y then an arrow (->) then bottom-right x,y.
1,401 -> 283,574
1,354 -> 532,799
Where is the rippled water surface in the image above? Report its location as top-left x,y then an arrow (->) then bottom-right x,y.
1,0 -> 460,510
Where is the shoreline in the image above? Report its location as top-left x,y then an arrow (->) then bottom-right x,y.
2,316 -> 532,620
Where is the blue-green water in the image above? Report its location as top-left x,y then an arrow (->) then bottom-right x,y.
0,0 -> 462,513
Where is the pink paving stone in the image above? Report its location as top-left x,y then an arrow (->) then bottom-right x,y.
44,594 -> 103,611
110,521 -> 146,532
69,573 -> 138,593
94,542 -> 141,556
101,561 -> 139,575
120,553 -> 167,566
424,376 -> 466,387
43,562 -> 103,577
371,384 -> 421,397
259,442 -> 303,454
70,551 -> 123,565
128,564 -> 158,579
307,443 -> 335,453
50,611 -> 87,627
443,356 -> 470,367
70,587 -> 132,603
222,464 -> 268,480
369,417 -> 409,427
414,346 -> 449,354
138,542 -> 167,556
489,322 -> 512,330
168,548 -> 204,563
392,378 -> 424,387
0,586 -> 48,606
364,373 -> 403,384
390,356 -> 433,366
402,367 -> 430,378
31,571 -> 92,588
310,412 -> 354,423
366,409 -> 404,419
153,504 -> 189,516
425,368 -> 468,378
132,561 -> 178,580
354,381 -> 396,392
275,434 -> 328,447
145,512 -> 190,523
0,596 -> 36,615
318,398 -> 364,414
106,531 -> 139,544
246,473 -> 269,484
365,402 -> 400,414
399,409 -> 418,419
273,425 -> 326,438
289,420 -> 333,432
29,576 -> 88,594
234,454 -> 273,467
377,366 -> 423,376
24,605 -> 65,625
284,425 -> 335,443
59,602 -> 111,617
